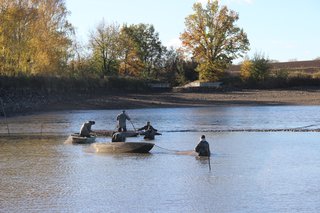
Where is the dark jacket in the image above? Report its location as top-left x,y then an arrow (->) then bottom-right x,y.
138,124 -> 157,132
112,132 -> 126,142
195,140 -> 210,157
116,112 -> 130,128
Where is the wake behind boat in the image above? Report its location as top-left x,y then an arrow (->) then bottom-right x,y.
91,142 -> 154,153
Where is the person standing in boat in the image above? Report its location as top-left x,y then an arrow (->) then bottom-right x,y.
116,110 -> 131,132
195,135 -> 211,157
79,121 -> 95,137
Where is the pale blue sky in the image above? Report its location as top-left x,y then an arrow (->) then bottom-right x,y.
66,0 -> 319,63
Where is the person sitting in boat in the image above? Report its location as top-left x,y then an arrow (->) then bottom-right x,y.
79,121 -> 95,137
112,132 -> 126,142
195,135 -> 211,157
138,121 -> 157,140
116,110 -> 131,132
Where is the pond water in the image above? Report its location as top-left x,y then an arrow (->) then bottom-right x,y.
1,106 -> 320,212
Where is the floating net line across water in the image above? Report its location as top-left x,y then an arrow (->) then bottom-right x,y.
1,127 -> 320,138
164,128 -> 320,133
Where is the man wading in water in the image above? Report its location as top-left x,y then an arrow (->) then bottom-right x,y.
195,135 -> 211,157
138,121 -> 158,139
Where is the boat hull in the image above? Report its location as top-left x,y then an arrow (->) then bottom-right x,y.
94,130 -> 138,137
65,134 -> 96,144
91,142 -> 154,153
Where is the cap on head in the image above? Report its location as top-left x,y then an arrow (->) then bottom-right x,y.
122,110 -> 125,113
89,121 -> 95,125
147,121 -> 150,124
201,135 -> 205,139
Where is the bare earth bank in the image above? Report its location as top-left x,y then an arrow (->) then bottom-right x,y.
45,89 -> 320,111
3,89 -> 320,116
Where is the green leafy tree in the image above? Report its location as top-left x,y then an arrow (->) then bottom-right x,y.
120,24 -> 165,79
118,26 -> 144,77
161,48 -> 198,85
240,53 -> 270,82
180,0 -> 249,81
250,53 -> 270,81
160,47 -> 183,85
89,21 -> 121,77
68,37 -> 94,78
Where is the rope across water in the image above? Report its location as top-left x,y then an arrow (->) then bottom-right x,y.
153,144 -> 178,152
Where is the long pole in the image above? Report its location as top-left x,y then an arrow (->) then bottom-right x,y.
0,98 -> 10,135
208,146 -> 211,171
129,120 -> 137,131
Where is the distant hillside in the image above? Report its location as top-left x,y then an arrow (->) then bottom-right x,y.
228,60 -> 320,76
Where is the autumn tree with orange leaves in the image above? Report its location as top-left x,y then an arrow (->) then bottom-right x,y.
0,0 -> 73,76
180,0 -> 249,81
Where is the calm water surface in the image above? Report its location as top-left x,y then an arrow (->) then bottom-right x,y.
1,106 -> 320,212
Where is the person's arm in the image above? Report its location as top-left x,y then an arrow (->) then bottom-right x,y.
79,124 -> 84,134
195,143 -> 200,152
139,125 -> 148,131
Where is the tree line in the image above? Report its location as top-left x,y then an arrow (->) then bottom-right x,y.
0,0 -> 249,86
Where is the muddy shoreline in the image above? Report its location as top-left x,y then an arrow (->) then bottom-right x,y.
2,88 -> 320,116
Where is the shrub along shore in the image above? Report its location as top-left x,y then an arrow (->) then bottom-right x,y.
0,76 -> 147,116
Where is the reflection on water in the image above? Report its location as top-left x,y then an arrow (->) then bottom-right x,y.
1,106 -> 320,212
